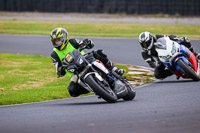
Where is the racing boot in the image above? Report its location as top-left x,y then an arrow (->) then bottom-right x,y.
93,49 -> 125,75
112,66 -> 125,75
192,51 -> 200,62
195,53 -> 200,62
189,47 -> 200,61
105,59 -> 125,75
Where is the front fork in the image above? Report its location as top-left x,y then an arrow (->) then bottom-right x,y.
179,45 -> 198,73
174,56 -> 190,72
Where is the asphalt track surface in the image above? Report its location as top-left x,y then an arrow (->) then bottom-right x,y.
0,34 -> 200,133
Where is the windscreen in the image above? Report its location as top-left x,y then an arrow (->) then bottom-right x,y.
155,38 -> 167,50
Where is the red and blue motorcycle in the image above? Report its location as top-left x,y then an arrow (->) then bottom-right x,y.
155,37 -> 200,81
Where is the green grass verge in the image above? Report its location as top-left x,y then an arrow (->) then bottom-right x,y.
1,53 -> 151,105
0,20 -> 200,38
0,53 -> 73,105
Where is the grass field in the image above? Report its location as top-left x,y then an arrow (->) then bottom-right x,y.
0,54 -> 73,105
0,53 -> 154,105
0,20 -> 200,38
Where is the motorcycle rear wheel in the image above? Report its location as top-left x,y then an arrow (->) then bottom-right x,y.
122,81 -> 136,101
176,59 -> 200,81
85,75 -> 118,103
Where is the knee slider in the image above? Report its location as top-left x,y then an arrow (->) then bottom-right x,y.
67,82 -> 79,97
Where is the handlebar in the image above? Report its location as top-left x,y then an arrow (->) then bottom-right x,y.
79,45 -> 87,51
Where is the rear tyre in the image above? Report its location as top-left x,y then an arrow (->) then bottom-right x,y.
122,81 -> 136,101
176,59 -> 200,81
85,75 -> 117,103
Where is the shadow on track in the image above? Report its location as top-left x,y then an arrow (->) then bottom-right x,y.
65,101 -> 112,105
155,79 -> 197,84
51,99 -> 134,106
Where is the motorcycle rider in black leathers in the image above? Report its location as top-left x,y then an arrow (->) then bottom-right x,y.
50,28 -> 125,97
139,31 -> 200,79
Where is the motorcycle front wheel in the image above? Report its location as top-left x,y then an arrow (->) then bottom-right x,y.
85,75 -> 118,103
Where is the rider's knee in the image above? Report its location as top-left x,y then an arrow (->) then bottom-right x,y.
68,82 -> 79,97
154,71 -> 164,79
67,81 -> 89,97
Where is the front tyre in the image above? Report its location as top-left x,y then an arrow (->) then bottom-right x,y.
176,59 -> 200,81
85,75 -> 117,103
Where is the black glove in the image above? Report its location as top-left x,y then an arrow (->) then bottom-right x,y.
82,39 -> 94,49
147,60 -> 161,68
176,37 -> 186,44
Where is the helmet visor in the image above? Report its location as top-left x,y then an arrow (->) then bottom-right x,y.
52,37 -> 64,47
55,38 -> 64,45
140,39 -> 152,49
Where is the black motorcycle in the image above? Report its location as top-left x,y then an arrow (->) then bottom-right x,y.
62,46 -> 136,103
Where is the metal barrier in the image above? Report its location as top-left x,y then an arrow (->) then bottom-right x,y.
0,0 -> 199,15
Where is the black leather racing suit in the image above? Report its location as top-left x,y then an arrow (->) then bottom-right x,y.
51,38 -> 116,97
141,35 -> 195,79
